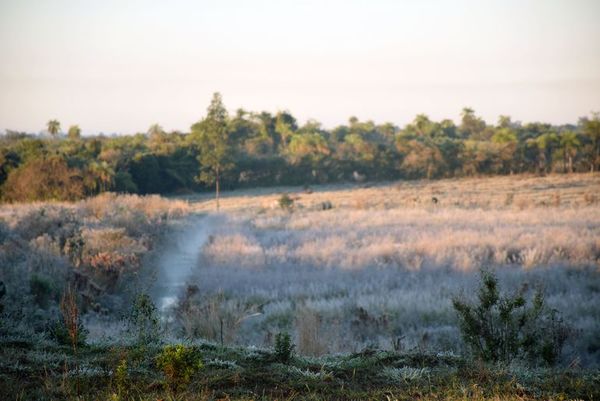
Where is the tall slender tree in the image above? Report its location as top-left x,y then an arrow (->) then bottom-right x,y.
559,131 -> 580,173
191,92 -> 233,210
582,112 -> 600,172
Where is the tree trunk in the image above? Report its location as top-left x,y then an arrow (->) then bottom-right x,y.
539,150 -> 546,175
568,154 -> 573,173
215,168 -> 220,211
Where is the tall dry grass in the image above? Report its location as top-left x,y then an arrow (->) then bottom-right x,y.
183,174 -> 600,363
188,173 -> 600,213
202,206 -> 599,271
0,193 -> 192,324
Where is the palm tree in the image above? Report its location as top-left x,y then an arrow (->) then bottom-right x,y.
47,120 -> 61,138
529,132 -> 559,174
88,161 -> 114,192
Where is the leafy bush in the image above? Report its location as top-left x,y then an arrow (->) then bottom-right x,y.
318,200 -> 333,210
0,280 -> 5,313
128,293 -> 161,344
48,317 -> 88,348
29,274 -> 54,308
14,206 -> 79,243
274,331 -> 295,363
452,270 -> 569,365
155,344 -> 203,390
2,156 -> 86,202
278,194 -> 294,211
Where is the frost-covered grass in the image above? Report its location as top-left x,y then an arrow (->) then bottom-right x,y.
0,193 -> 193,334
1,333 -> 598,401
177,174 -> 600,365
1,175 -> 599,399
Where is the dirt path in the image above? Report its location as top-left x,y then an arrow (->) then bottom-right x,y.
154,214 -> 220,313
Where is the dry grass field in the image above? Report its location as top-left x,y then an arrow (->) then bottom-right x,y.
1,173 -> 600,400
187,173 -> 600,212
172,173 -> 600,365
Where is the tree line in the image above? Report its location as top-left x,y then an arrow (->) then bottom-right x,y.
1,92 -> 599,202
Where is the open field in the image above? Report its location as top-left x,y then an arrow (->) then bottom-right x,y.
176,174 -> 600,363
1,173 -> 599,400
185,173 -> 600,212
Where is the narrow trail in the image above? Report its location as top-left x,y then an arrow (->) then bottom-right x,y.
153,214 -> 219,314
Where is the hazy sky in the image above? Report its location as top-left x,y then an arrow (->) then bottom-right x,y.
1,0 -> 599,134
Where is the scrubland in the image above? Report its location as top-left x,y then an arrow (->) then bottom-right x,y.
1,174 -> 599,400
187,174 -> 600,362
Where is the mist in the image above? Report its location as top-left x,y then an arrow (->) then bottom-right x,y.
152,213 -> 222,316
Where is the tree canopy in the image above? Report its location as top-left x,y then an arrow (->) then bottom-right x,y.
0,99 -> 598,202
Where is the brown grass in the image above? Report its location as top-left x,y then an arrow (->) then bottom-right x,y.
185,173 -> 600,213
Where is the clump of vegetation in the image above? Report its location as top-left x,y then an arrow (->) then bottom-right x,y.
2,156 -> 86,202
274,331 -> 295,363
278,193 -> 294,211
113,358 -> 129,399
48,317 -> 88,347
319,200 -> 333,210
155,344 -> 203,391
58,286 -> 86,351
128,293 -> 161,345
0,280 -> 5,313
452,270 -> 569,365
29,273 -> 54,308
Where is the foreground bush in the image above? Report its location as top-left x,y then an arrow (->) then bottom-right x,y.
128,293 -> 161,345
453,270 -> 569,365
278,193 -> 294,210
274,331 -> 295,363
155,344 -> 203,391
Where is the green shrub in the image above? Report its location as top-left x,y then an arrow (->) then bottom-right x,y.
319,200 -> 333,210
452,270 -> 568,365
114,358 -> 129,398
48,317 -> 88,347
274,331 -> 295,363
278,194 -> 294,211
128,293 -> 161,344
155,344 -> 203,391
29,274 -> 54,308
0,280 -> 5,313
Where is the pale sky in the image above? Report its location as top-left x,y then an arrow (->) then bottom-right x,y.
1,0 -> 599,134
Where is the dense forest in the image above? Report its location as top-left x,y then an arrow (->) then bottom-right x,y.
1,93 -> 599,202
